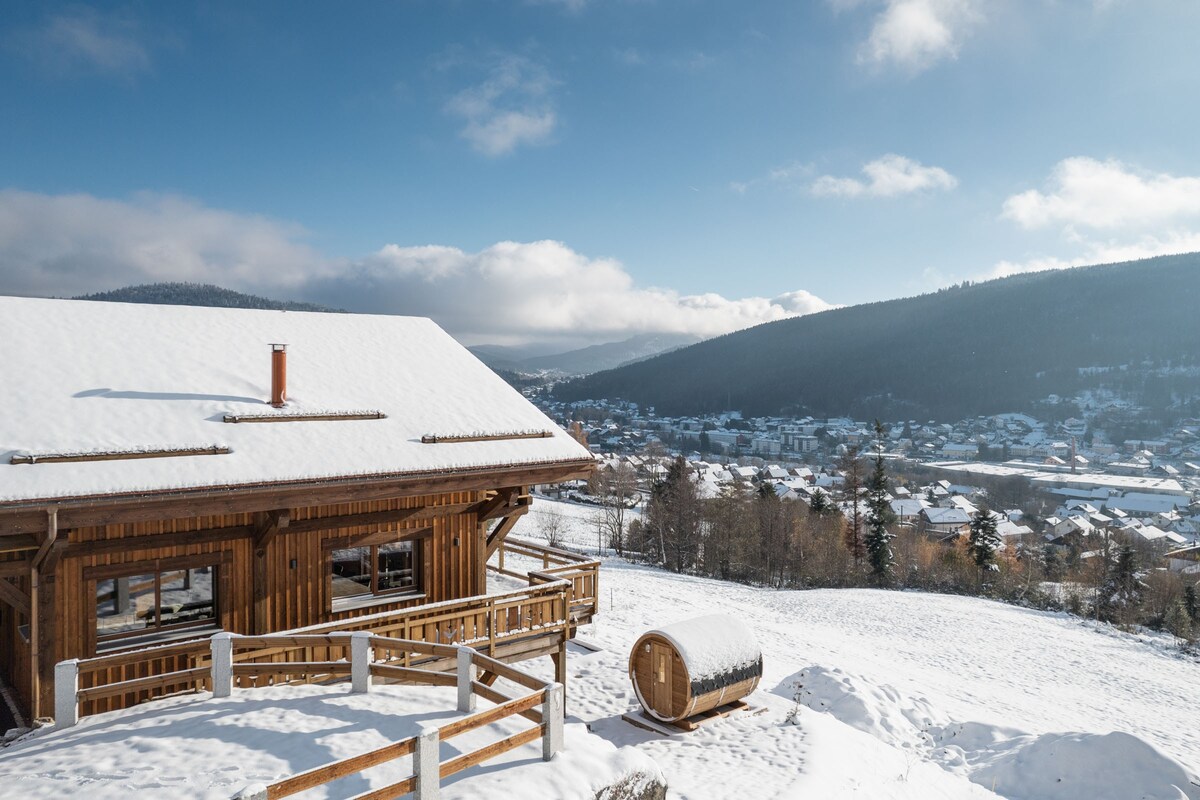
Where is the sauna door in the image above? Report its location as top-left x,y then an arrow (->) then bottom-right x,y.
651,641 -> 673,714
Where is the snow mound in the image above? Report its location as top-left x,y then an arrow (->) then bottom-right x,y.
777,665 -> 1200,800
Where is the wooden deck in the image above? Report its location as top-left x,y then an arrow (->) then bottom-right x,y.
58,632 -> 563,800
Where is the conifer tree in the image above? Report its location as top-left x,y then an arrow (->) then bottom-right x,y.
839,445 -> 866,565
1165,600 -> 1194,645
968,506 -> 1001,578
865,420 -> 895,583
808,488 -> 832,517
1099,544 -> 1144,624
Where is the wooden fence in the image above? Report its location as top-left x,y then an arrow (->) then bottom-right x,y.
489,537 -> 600,627
57,632 -> 564,800
61,537 -> 597,719
69,578 -> 576,717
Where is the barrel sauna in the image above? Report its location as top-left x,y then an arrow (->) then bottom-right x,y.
628,614 -> 762,725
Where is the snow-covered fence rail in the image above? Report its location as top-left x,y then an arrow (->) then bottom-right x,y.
222,637 -> 563,800
61,580 -> 578,719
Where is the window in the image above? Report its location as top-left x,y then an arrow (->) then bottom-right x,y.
331,540 -> 419,600
95,565 -> 218,644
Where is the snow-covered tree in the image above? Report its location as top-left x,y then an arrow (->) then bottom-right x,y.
967,507 -> 1001,577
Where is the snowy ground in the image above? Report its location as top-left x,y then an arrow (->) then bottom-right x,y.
3,496 -> 1198,799
504,497 -> 1200,799
0,682 -> 659,799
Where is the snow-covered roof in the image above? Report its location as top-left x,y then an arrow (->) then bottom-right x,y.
923,507 -> 970,525
0,297 -> 592,504
646,613 -> 762,682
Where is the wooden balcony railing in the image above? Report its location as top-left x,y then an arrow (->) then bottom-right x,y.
69,579 -> 577,718
488,536 -> 600,626
57,633 -> 563,800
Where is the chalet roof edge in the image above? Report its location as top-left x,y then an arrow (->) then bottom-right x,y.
0,455 -> 598,517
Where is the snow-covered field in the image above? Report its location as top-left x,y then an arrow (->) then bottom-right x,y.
3,496 -> 1198,799
506,497 -> 1200,799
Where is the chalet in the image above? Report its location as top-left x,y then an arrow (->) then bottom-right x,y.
0,298 -> 596,723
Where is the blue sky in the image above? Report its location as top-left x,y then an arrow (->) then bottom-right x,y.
3,1 -> 1200,346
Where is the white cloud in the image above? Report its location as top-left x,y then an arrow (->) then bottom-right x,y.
730,161 -> 814,194
0,190 -> 833,346
309,241 -> 833,345
17,8 -> 153,76
812,154 -> 958,198
1001,157 -> 1200,231
986,157 -> 1200,280
986,231 -> 1200,280
849,0 -> 982,74
0,189 -> 329,297
445,56 -> 559,156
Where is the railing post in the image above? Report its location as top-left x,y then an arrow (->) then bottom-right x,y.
54,659 -> 79,729
456,645 -> 475,713
414,726 -> 441,800
542,682 -> 563,761
351,631 -> 372,694
212,632 -> 234,698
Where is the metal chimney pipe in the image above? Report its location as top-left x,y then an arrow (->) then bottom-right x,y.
270,344 -> 287,407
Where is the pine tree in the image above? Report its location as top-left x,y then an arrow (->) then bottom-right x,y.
808,488 -> 832,517
968,506 -> 1001,578
1184,583 -> 1199,624
1165,600 -> 1195,645
865,420 -> 895,583
839,445 -> 866,565
1098,545 -> 1144,625
645,455 -> 702,573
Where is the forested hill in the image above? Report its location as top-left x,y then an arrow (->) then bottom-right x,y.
74,283 -> 341,312
553,254 -> 1200,420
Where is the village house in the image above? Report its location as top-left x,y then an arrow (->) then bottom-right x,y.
0,297 -> 597,722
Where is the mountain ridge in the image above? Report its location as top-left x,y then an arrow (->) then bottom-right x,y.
553,254 -> 1200,420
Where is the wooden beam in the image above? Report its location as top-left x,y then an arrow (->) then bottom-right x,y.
0,558 -> 31,578
30,507 -> 57,719
252,510 -> 289,636
321,526 -> 433,552
0,577 -> 30,616
472,488 -> 518,522
0,535 -> 39,554
485,510 -> 527,560
66,524 -> 256,558
0,459 -> 596,534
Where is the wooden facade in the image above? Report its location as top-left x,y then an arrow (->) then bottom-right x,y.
0,460 -> 592,723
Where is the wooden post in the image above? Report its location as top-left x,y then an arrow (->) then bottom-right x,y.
53,659 -> 78,729
350,632 -> 372,694
211,632 -> 234,698
414,726 -> 441,800
542,683 -> 563,762
550,638 -> 568,708
30,507 -> 58,719
456,646 -> 475,713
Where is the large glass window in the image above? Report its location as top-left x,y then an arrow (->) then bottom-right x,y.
96,566 -> 218,643
331,540 -> 419,600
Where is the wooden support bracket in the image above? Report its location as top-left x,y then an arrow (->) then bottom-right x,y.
485,510 -> 527,560
254,509 -> 291,554
0,577 -> 30,616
